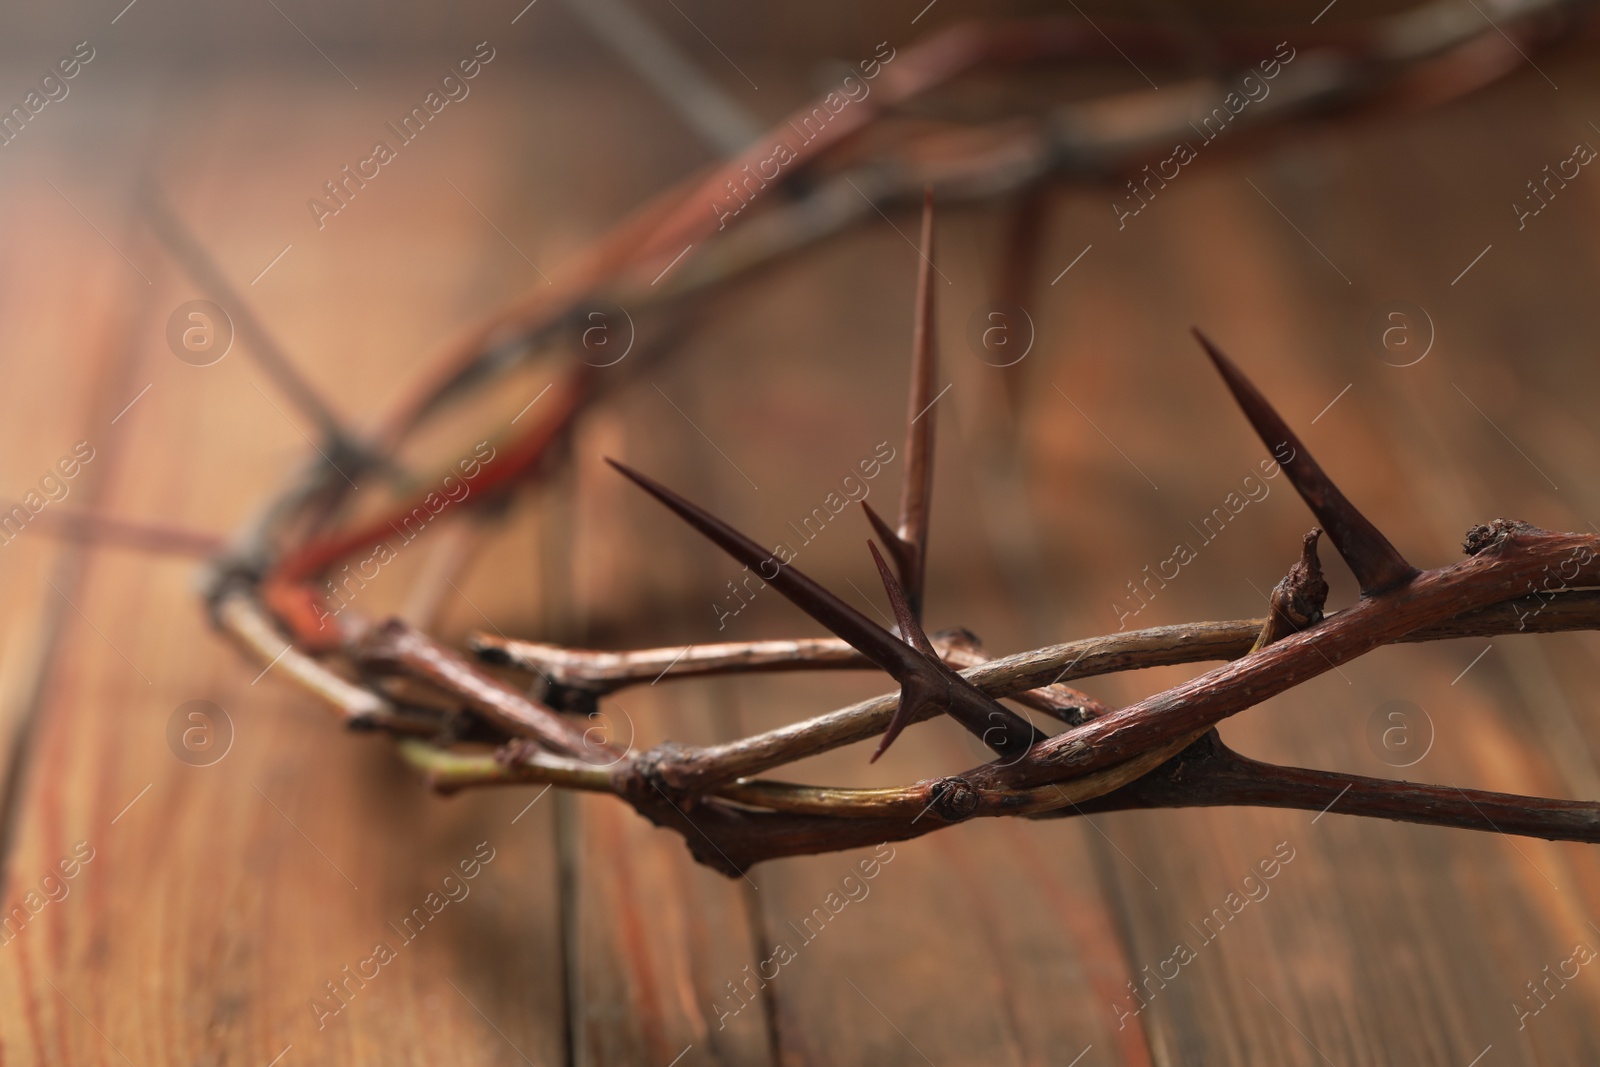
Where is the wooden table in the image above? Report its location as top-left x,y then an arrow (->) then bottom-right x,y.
1,36 -> 1598,1067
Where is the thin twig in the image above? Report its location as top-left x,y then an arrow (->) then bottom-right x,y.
193,2 -> 1600,879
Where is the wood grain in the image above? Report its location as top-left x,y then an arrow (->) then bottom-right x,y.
0,35 -> 1598,1067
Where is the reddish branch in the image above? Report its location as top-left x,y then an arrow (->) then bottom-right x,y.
148,2 -> 1600,877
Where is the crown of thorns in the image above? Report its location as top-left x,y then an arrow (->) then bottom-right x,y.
147,8 -> 1600,877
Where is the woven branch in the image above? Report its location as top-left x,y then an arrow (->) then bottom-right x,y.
120,1 -> 1600,877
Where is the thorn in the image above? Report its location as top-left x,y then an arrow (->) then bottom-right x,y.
1193,330 -> 1418,595
868,540 -> 938,659
866,539 -> 942,762
861,501 -> 913,595
865,539 -> 1044,763
605,459 -> 920,680
872,671 -> 948,765
896,185 -> 939,620
607,459 -> 1043,764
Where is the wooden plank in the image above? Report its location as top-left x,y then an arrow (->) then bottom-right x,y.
554,401 -> 779,1067
572,216 -> 1157,1065
0,77 -> 582,1065
1023,56 -> 1600,1062
0,35 -> 1598,1067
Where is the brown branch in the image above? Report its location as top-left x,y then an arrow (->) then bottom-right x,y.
1054,731 -> 1600,845
193,2 -> 1600,881
215,590 -> 411,731
607,459 -> 1044,760
633,583 -> 1600,799
968,525 -> 1600,800
231,3 -> 1600,601
470,626 -> 1113,723
352,618 -> 605,759
471,587 -> 1600,696
225,569 -> 1600,875
470,633 -> 871,688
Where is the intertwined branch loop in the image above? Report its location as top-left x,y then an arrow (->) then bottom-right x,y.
144,3 -> 1600,876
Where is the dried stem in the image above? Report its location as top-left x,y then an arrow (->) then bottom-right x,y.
143,186 -> 359,456
35,510 -> 227,557
181,4 -> 1600,878
353,617 -> 605,759
1059,731 -> 1600,846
